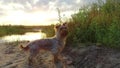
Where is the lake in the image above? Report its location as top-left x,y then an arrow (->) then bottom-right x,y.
0,29 -> 46,43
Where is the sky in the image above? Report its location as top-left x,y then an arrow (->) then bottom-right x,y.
0,0 -> 105,26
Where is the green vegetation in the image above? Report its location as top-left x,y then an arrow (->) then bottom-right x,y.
0,25 -> 24,37
0,25 -> 35,37
40,25 -> 55,37
0,25 -> 55,37
67,0 -> 120,48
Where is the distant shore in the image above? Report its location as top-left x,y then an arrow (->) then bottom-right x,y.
0,25 -> 54,37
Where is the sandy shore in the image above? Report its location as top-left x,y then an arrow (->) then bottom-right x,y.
0,42 -> 74,68
0,42 -> 28,68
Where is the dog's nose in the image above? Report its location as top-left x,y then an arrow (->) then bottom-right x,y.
63,29 -> 67,31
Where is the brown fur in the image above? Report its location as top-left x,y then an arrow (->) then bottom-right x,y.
20,23 -> 68,68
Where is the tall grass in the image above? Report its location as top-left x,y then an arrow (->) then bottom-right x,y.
67,0 -> 120,48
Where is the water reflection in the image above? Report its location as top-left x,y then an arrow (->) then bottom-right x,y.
0,31 -> 46,43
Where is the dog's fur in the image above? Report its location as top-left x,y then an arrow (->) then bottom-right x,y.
20,23 -> 68,68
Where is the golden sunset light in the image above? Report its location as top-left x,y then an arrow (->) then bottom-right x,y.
0,10 -> 76,25
0,11 -> 60,25
0,0 -> 104,25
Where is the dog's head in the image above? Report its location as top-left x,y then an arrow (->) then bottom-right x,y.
55,23 -> 68,38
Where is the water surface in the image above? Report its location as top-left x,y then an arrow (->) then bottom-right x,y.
0,30 -> 46,43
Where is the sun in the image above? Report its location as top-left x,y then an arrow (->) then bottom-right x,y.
1,10 -> 58,25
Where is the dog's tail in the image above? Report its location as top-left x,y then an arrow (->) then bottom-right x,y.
20,45 -> 29,51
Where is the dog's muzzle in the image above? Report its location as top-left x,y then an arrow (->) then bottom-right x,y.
61,29 -> 68,36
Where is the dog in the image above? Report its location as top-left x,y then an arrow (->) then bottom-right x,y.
20,23 -> 68,68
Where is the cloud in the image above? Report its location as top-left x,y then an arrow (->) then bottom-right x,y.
0,0 -> 105,14
0,0 -> 105,25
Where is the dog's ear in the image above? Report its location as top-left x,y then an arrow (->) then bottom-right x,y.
55,24 -> 61,29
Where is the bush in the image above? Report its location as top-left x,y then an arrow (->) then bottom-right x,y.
67,0 -> 120,48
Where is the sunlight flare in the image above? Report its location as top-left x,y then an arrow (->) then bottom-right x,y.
0,11 -> 59,25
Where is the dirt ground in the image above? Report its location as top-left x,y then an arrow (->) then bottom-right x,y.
0,42 -> 74,68
0,42 -> 27,68
0,42 -> 120,68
